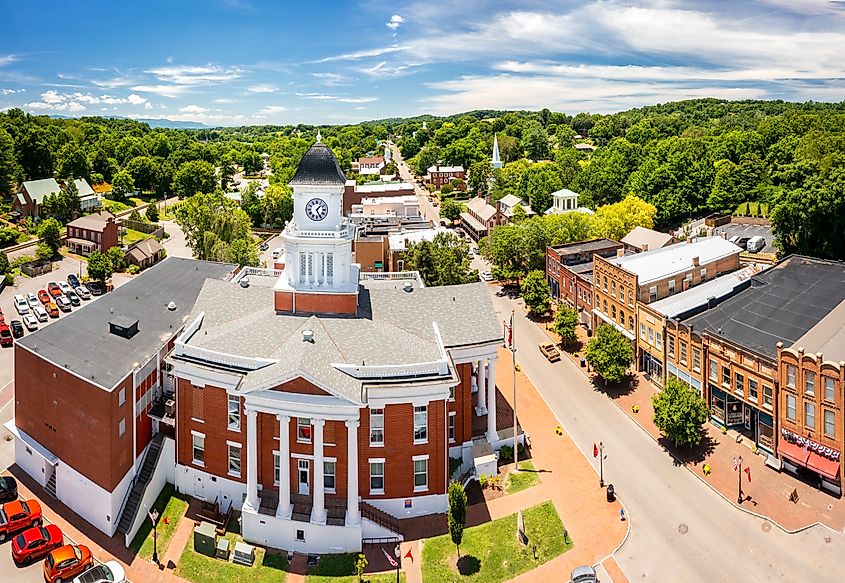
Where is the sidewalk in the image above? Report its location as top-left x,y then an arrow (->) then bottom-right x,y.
537,318 -> 845,534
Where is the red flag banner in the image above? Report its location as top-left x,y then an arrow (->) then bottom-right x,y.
745,466 -> 752,483
404,547 -> 413,563
593,443 -> 598,458
382,548 -> 398,568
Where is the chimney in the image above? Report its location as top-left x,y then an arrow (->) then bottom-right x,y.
616,248 -> 624,258
692,256 -> 700,267
642,243 -> 649,252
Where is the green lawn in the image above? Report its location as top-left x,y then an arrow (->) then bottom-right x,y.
421,501 -> 570,583
505,460 -> 540,495
307,554 -> 406,583
102,199 -> 133,213
176,528 -> 288,583
129,484 -> 189,560
123,228 -> 150,246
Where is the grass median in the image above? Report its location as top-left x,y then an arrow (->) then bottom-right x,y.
307,553 -> 407,583
129,483 -> 188,561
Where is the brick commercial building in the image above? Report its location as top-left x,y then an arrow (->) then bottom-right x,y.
427,165 -> 465,189
13,178 -> 61,218
546,239 -> 623,329
342,181 -> 415,215
9,138 -> 510,555
65,210 -> 120,256
620,226 -> 679,253
460,197 -> 503,242
592,236 -> 742,340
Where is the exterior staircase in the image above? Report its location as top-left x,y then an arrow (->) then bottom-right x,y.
360,501 -> 402,536
117,433 -> 164,535
44,471 -> 57,498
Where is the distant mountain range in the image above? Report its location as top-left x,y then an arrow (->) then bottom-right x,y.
49,114 -> 209,129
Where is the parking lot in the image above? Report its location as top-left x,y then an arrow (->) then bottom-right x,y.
712,222 -> 776,253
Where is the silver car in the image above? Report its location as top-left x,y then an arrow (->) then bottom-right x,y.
13,294 -> 29,315
26,292 -> 40,308
571,565 -> 597,583
75,285 -> 91,300
33,305 -> 49,322
23,314 -> 39,331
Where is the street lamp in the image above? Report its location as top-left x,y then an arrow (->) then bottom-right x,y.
599,442 -> 605,488
149,508 -> 160,565
737,455 -> 744,505
394,544 -> 401,583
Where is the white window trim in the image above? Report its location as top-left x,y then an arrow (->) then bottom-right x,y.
412,455 -> 429,493
324,461 -> 337,494
227,394 -> 241,432
227,442 -> 242,478
369,458 -> 386,496
413,405 -> 428,445
191,431 -> 206,467
190,417 -> 204,424
118,418 -> 126,437
297,417 -> 312,444
273,451 -> 280,486
448,411 -> 456,443
369,409 -> 385,447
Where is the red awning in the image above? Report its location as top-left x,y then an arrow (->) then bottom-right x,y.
778,441 -> 810,466
807,451 -> 841,480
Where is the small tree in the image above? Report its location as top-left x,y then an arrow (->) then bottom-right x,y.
585,324 -> 634,384
107,246 -> 126,272
112,170 -> 135,201
441,183 -> 455,196
87,249 -> 113,283
355,553 -> 367,583
0,250 -> 9,275
129,209 -> 143,222
447,482 -> 467,559
520,270 -> 551,316
38,218 -> 62,255
440,198 -> 462,222
36,242 -> 53,260
553,306 -> 579,348
145,200 -> 160,222
652,377 -> 709,447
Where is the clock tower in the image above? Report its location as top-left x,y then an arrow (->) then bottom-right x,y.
274,136 -> 359,314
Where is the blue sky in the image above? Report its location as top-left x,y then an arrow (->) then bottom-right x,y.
1,0 -> 844,126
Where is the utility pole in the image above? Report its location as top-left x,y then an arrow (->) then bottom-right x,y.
512,309 -> 518,471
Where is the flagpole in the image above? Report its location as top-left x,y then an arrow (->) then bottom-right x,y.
511,309 -> 518,472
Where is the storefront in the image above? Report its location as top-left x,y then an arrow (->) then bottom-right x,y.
709,386 -> 773,454
641,351 -> 663,384
778,429 -> 841,497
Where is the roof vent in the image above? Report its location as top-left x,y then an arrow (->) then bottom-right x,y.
167,301 -> 177,311
109,316 -> 139,339
302,329 -> 315,343
403,281 -> 413,292
240,277 -> 250,288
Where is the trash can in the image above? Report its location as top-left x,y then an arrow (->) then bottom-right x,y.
580,358 -> 586,368
606,483 -> 615,502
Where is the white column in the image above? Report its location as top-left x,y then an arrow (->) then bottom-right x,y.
245,409 -> 259,511
311,418 -> 326,524
276,415 -> 292,519
345,419 -> 360,525
486,357 -> 498,443
322,253 -> 328,286
476,359 -> 487,415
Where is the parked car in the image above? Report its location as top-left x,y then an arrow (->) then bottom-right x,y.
38,289 -> 51,304
44,544 -> 93,583
75,286 -> 91,300
10,320 -> 24,338
26,292 -> 40,309
728,235 -> 749,248
0,324 -> 12,347
45,302 -> 59,318
571,565 -> 598,583
13,294 -> 29,315
73,561 -> 126,583
87,281 -> 105,296
480,271 -> 493,282
0,499 -> 43,541
47,282 -> 63,297
747,236 -> 766,253
67,273 -> 81,288
66,290 -> 81,306
11,524 -> 63,565
259,242 -> 269,251
58,281 -> 74,295
56,296 -> 72,312
23,314 -> 39,331
0,476 -> 17,503
539,342 -> 561,362
33,305 -> 49,322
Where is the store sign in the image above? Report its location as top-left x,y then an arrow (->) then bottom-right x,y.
726,401 -> 743,426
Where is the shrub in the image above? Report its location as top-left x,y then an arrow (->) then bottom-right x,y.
441,183 -> 455,195
126,264 -> 140,274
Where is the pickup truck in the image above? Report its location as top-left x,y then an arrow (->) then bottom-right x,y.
539,343 -> 561,362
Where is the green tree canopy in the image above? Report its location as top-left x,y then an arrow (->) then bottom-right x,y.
87,249 -> 113,283
520,270 -> 551,316
174,191 -> 259,266
553,306 -> 579,347
447,482 -> 467,558
172,159 -> 216,198
592,195 -> 657,240
652,377 -> 709,447
440,198 -> 463,222
111,170 -> 135,201
145,200 -> 160,222
38,218 -> 62,255
585,324 -> 634,384
404,232 -> 477,286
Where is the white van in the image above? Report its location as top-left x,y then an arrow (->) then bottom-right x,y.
272,248 -> 283,259
746,236 -> 765,253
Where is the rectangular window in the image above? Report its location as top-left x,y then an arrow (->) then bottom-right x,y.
640,323 -> 646,340
825,376 -> 835,402
649,286 -> 657,302
603,275 -> 608,292
228,443 -> 241,476
748,379 -> 758,402
805,402 -> 815,430
709,359 -> 718,381
324,461 -> 336,492
722,366 -> 731,388
413,458 -> 428,491
825,410 -> 835,438
370,409 -> 384,445
297,418 -> 311,443
668,279 -> 676,294
449,385 -> 455,401
667,334 -> 675,358
227,395 -> 241,431
786,395 -> 796,421
192,432 -> 205,465
628,290 -> 633,307
118,388 -> 125,406
692,348 -> 701,372
448,412 -> 456,443
805,371 -> 815,396
786,365 -> 796,388
763,385 -> 773,408
326,254 -> 334,280
369,461 -> 384,494
191,386 -> 204,420
648,327 -> 654,346
273,453 -> 280,485
734,372 -> 744,395
656,332 -> 662,350
680,343 -> 687,365
700,268 -> 707,281
414,405 -> 428,443
611,280 -> 616,298
118,418 -> 126,437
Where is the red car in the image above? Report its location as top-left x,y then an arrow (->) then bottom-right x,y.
0,323 -> 12,348
47,282 -> 62,298
38,289 -> 51,304
0,499 -> 42,541
11,524 -> 63,565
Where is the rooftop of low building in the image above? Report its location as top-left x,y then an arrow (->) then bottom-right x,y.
609,236 -> 742,284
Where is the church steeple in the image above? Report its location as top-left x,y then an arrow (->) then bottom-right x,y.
492,134 -> 502,169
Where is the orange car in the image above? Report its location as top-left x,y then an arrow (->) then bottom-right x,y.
44,544 -> 93,583
45,302 -> 59,318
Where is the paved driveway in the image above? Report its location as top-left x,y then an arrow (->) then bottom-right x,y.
713,222 -> 776,253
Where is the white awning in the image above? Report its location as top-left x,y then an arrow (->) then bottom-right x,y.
3,419 -> 59,465
592,309 -> 636,341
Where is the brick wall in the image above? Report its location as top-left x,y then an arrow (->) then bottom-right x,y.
353,238 -> 388,273
274,290 -> 358,315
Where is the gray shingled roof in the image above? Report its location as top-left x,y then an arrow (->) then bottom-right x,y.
18,258 -> 235,390
289,142 -> 347,186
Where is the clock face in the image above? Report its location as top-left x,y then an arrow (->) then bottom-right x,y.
305,198 -> 329,221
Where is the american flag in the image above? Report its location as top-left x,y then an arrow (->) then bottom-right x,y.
733,456 -> 738,472
504,311 -> 514,349
382,547 -> 398,568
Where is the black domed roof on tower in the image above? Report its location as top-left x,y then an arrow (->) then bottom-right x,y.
289,138 -> 347,187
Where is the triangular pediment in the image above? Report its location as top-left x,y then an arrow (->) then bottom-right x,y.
269,376 -> 332,397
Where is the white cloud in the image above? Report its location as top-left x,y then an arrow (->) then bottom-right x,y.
386,14 -> 404,30
260,105 -> 287,114
131,84 -> 190,98
295,93 -> 377,103
146,64 -> 242,85
144,102 -> 153,110
179,104 -> 208,114
0,55 -> 17,67
315,45 -> 408,63
296,92 -> 336,100
0,88 -> 24,94
247,84 -> 278,93
127,93 -> 147,105
26,99 -> 85,112
311,72 -> 347,86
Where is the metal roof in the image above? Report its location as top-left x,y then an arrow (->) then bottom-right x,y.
684,256 -> 845,359
610,237 -> 742,284
648,265 -> 761,319
289,142 -> 347,186
620,226 -> 675,250
21,178 -> 60,204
